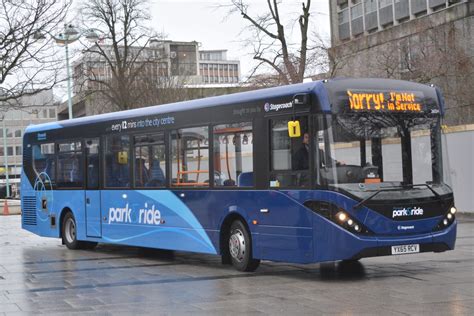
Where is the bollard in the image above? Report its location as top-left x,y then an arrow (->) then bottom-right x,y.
2,199 -> 9,215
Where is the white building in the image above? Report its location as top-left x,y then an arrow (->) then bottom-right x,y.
0,89 -> 58,196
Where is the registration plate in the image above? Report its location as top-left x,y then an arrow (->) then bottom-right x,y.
391,244 -> 420,255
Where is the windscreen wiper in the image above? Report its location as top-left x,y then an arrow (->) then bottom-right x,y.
353,183 -> 445,210
352,187 -> 402,210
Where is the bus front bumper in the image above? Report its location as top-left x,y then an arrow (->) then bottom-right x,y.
313,219 -> 457,262
350,220 -> 457,260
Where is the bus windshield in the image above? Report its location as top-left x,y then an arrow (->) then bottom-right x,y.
315,113 -> 447,199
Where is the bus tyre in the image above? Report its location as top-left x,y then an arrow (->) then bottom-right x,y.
228,220 -> 260,272
62,212 -> 81,250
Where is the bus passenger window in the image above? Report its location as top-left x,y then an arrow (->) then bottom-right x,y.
270,117 -> 309,187
213,122 -> 253,187
105,135 -> 130,188
57,141 -> 83,188
171,126 -> 209,187
134,133 -> 166,187
32,143 -> 56,186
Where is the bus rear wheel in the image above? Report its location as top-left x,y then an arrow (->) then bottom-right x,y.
62,212 -> 97,250
228,220 -> 260,272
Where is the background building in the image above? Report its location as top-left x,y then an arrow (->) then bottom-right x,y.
0,90 -> 58,196
329,0 -> 473,125
58,41 -> 242,119
198,50 -> 240,85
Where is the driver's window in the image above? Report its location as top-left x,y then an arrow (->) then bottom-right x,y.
269,116 -> 309,188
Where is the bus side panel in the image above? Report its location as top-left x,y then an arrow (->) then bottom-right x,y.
173,190 -> 314,263
99,190 -> 218,254
21,170 -> 87,240
54,191 -> 87,240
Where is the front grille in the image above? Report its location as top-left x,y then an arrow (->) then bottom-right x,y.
22,196 -> 37,226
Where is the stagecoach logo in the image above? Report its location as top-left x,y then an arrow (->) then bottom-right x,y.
392,206 -> 424,218
264,101 -> 293,112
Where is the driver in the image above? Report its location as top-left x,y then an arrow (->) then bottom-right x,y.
293,133 -> 344,170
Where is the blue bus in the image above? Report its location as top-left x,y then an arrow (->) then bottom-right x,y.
21,78 -> 457,271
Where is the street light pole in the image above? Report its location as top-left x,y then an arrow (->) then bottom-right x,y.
64,38 -> 73,119
2,118 -> 10,198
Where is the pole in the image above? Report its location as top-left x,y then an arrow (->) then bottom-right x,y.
65,37 -> 73,120
2,119 -> 10,198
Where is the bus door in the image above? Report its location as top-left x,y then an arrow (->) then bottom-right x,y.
85,138 -> 102,238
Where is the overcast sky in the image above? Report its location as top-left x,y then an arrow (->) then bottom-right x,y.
149,0 -> 331,78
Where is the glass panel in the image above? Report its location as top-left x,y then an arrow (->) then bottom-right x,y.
315,114 -> 439,188
15,146 -> 22,156
32,143 -> 56,185
213,122 -> 253,187
134,133 -> 166,187
171,126 -> 209,187
270,116 -> 309,187
57,152 -> 83,187
104,135 -> 130,188
86,139 -> 100,189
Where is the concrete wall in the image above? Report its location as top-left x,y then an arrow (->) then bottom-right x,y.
443,128 -> 474,213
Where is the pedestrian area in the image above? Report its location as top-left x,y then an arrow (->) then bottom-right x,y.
0,215 -> 473,315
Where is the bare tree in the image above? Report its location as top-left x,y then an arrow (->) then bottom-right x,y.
225,0 -> 313,85
0,0 -> 69,108
79,0 -> 155,111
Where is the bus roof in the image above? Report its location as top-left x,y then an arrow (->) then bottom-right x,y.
25,78 -> 443,134
25,81 -> 322,134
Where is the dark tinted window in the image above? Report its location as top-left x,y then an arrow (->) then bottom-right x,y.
104,135 -> 130,188
57,141 -> 83,188
134,133 -> 166,187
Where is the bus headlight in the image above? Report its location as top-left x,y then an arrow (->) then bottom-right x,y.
337,212 -> 347,222
434,205 -> 456,231
334,210 -> 371,235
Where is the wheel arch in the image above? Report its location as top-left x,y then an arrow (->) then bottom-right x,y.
219,212 -> 250,255
58,207 -> 73,240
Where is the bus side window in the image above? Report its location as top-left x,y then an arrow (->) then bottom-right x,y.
104,135 -> 131,188
270,117 -> 309,187
134,133 -> 166,188
213,122 -> 253,187
32,143 -> 56,186
56,141 -> 83,188
171,126 -> 209,187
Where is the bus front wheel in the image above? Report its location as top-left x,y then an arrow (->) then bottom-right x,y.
228,220 -> 260,272
62,212 -> 97,250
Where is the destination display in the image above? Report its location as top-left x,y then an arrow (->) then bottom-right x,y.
347,90 -> 425,113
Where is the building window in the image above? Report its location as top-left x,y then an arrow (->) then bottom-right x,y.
351,3 -> 363,19
364,0 -> 377,13
213,122 -> 253,187
104,135 -> 130,188
15,146 -> 22,156
171,126 -> 209,187
338,9 -> 349,24
379,0 -> 392,8
14,129 -> 21,138
134,133 -> 166,187
57,141 -> 83,188
49,109 -> 56,119
7,147 -> 13,156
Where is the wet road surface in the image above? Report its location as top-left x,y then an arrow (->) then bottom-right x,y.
0,215 -> 473,315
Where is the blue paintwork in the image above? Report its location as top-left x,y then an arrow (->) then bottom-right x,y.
85,190 -> 102,237
22,182 -> 457,264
